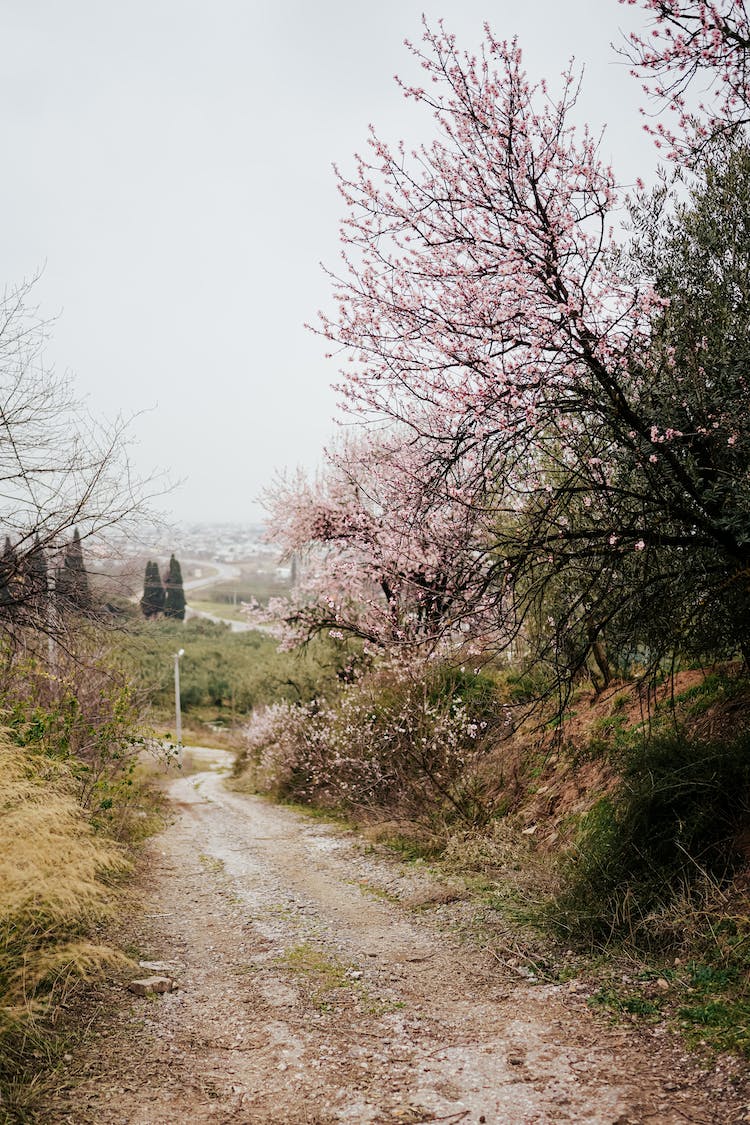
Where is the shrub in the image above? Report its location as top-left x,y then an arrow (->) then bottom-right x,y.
121,618 -> 344,718
552,730 -> 750,946
1,650 -> 163,841
236,662 -> 503,827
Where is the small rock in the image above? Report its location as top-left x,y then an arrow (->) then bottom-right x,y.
139,960 -> 181,974
128,976 -> 174,996
655,977 -> 670,991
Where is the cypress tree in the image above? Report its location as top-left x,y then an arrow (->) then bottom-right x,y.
57,528 -> 90,612
164,554 -> 186,621
26,535 -> 48,620
140,560 -> 165,618
0,537 -> 18,618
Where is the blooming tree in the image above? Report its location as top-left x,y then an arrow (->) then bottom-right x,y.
621,0 -> 750,158
259,428 -> 507,654
308,17 -> 750,674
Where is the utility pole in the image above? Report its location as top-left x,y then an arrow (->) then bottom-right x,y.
174,648 -> 184,749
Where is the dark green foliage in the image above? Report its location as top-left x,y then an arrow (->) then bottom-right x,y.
0,536 -> 51,632
122,617 -> 341,717
163,555 -> 185,621
26,535 -> 48,616
552,730 -> 750,944
0,537 -> 18,618
426,665 -> 498,715
508,147 -> 750,696
57,528 -> 90,613
140,560 -> 165,619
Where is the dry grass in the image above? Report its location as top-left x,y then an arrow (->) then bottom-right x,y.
0,735 -> 133,1111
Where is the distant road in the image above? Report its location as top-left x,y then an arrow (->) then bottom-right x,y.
182,559 -> 240,593
181,558 -> 256,632
185,606 -> 255,633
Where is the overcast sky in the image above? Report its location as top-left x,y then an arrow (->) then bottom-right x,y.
0,1 -> 654,524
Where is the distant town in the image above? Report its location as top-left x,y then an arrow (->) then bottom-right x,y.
85,521 -> 292,604
146,521 -> 280,565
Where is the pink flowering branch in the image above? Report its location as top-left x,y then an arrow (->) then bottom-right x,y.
620,1 -> 750,157
256,430 -> 510,655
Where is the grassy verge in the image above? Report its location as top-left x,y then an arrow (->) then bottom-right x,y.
0,740 -> 136,1122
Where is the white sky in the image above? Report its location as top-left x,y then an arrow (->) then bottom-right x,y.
0,1 -> 654,523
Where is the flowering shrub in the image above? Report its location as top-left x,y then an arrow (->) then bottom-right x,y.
237,663 -> 501,826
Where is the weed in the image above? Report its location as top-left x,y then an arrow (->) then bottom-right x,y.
198,854 -> 225,875
677,998 -> 750,1055
352,880 -> 401,905
274,943 -> 350,1011
358,993 -> 406,1017
381,832 -> 443,862
590,986 -> 662,1018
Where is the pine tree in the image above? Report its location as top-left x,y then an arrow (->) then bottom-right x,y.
163,554 -> 186,621
140,560 -> 165,618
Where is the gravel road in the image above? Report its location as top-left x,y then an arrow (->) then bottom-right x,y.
49,750 -> 749,1124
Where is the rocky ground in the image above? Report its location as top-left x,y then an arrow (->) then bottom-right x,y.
46,749 -> 750,1124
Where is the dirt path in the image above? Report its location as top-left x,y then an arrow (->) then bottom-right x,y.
50,751 -> 748,1124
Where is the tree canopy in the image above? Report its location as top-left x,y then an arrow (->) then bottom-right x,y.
258,3 -> 750,694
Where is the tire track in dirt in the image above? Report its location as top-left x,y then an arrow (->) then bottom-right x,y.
49,752 -> 748,1124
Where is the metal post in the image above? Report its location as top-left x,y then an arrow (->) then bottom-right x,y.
174,648 -> 184,747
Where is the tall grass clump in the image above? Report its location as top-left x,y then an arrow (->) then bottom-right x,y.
552,729 -> 750,952
0,738 -> 131,1118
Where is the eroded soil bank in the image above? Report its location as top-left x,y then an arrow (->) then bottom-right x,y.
47,750 -> 749,1124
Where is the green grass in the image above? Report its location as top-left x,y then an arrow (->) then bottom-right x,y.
674,962 -> 750,1056
590,985 -> 663,1018
274,943 -> 350,1011
187,598 -> 246,623
583,960 -> 750,1056
191,568 -> 290,609
551,727 -> 750,945
380,832 -> 443,862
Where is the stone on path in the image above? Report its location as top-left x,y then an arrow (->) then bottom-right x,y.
138,960 -> 183,974
128,976 -> 174,996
